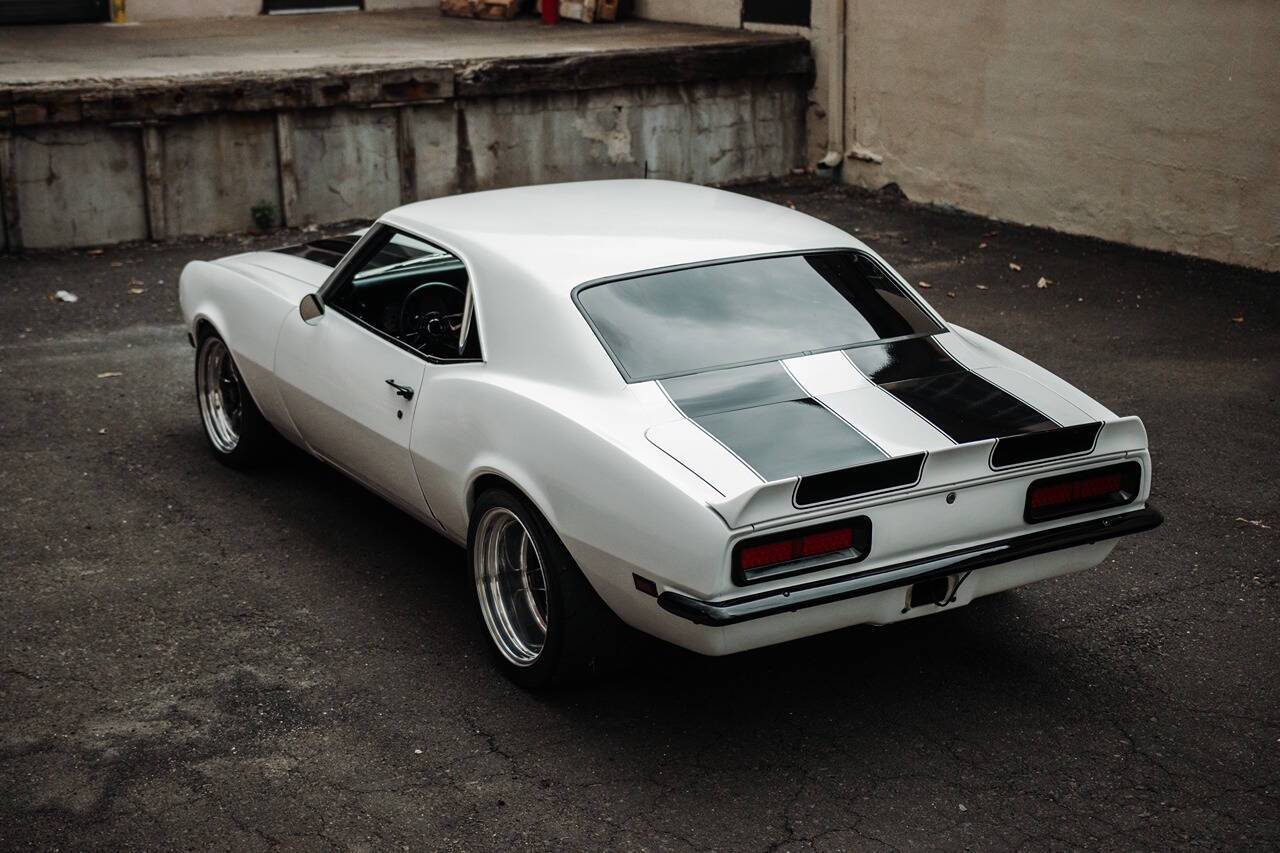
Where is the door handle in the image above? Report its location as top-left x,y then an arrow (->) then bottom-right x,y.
385,378 -> 415,401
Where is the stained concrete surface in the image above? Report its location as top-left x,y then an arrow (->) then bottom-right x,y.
0,11 -> 788,87
1,180 -> 1277,849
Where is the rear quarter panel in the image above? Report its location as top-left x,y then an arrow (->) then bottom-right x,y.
409,367 -> 734,629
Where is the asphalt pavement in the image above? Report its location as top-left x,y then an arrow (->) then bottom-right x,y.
1,179 -> 1277,850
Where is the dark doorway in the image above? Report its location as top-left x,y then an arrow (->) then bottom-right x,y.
743,0 -> 810,27
263,0 -> 363,12
0,0 -> 108,24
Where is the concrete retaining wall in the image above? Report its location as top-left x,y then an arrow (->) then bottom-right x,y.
0,41 -> 810,250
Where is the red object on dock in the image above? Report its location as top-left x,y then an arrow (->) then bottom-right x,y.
542,1 -> 559,24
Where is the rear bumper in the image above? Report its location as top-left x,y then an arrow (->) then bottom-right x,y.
658,505 -> 1163,626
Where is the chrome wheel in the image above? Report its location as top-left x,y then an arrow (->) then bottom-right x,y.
473,506 -> 550,667
196,337 -> 243,454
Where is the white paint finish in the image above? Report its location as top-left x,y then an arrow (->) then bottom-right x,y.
179,258 -> 309,440
781,350 -> 868,396
179,182 -> 1159,656
698,540 -> 1118,656
819,385 -> 952,456
385,179 -> 861,298
975,366 -> 1093,428
14,125 -> 147,248
645,419 -> 763,498
945,324 -> 1118,422
275,310 -> 434,520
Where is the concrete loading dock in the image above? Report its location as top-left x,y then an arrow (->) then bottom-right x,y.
0,11 -> 811,250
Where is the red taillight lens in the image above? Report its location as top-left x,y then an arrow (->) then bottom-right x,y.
736,523 -> 861,577
1024,462 -> 1140,523
739,539 -> 796,570
800,527 -> 854,557
1029,472 -> 1124,510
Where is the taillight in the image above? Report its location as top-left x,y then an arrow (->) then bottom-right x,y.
1024,462 -> 1141,523
733,518 -> 871,585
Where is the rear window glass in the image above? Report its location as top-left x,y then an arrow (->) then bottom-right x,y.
575,251 -> 943,381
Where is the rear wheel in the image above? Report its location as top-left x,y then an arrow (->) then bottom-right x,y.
195,329 -> 273,468
469,487 -> 622,687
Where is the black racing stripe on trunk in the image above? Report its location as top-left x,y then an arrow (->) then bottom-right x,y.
846,337 -> 1057,444
991,422 -> 1102,469
660,362 -> 887,482
795,453 -> 927,507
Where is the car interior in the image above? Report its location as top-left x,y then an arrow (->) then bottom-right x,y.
326,228 -> 480,361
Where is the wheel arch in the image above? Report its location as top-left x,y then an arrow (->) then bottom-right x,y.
466,469 -> 554,534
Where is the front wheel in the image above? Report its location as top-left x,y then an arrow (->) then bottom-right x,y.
469,488 -> 622,688
195,329 -> 273,468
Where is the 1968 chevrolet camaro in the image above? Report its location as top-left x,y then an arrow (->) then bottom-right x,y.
179,180 -> 1162,686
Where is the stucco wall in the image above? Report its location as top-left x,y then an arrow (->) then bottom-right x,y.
836,0 -> 1279,270
638,0 -> 1279,270
631,0 -> 738,28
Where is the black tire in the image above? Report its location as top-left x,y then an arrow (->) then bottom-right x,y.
194,328 -> 275,469
468,487 -> 623,688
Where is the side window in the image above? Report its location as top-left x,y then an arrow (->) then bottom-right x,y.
327,227 -> 479,361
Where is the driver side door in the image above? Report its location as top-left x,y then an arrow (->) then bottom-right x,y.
275,226 -> 441,521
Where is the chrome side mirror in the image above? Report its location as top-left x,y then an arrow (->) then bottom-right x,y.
299,293 -> 324,323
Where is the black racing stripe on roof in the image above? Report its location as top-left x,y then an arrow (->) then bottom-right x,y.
846,337 -> 1058,444
660,362 -> 888,482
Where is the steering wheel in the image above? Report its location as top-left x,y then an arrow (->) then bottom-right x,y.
399,281 -> 465,356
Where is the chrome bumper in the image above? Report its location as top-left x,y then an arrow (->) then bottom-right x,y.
658,505 -> 1163,626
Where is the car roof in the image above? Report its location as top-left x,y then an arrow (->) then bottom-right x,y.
379,180 -> 865,290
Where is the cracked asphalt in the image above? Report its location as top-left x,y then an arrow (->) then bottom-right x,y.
2,179 -> 1277,850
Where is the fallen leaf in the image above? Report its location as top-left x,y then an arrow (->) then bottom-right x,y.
978,242 -> 988,249
97,428 -> 107,435
946,291 -> 957,299
1008,262 -> 1022,272
1036,277 -> 1050,289
917,281 -> 933,289
1231,315 -> 1245,325
983,230 -> 999,238
97,371 -> 122,379
976,284 -> 989,290
87,248 -> 104,255
110,261 -> 123,268
1236,517 -> 1271,529
128,287 -> 146,295
53,290 -> 79,303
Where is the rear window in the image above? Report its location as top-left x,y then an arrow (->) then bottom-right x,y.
575,250 -> 943,381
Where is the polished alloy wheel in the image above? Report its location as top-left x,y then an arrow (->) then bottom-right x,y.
196,337 -> 244,454
473,506 -> 550,666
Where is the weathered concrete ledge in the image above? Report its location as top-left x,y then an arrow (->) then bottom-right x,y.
0,23 -> 811,251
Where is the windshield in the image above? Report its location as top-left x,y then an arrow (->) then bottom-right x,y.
575,250 -> 944,381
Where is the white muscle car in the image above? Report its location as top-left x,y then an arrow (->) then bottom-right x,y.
179,180 -> 1162,686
